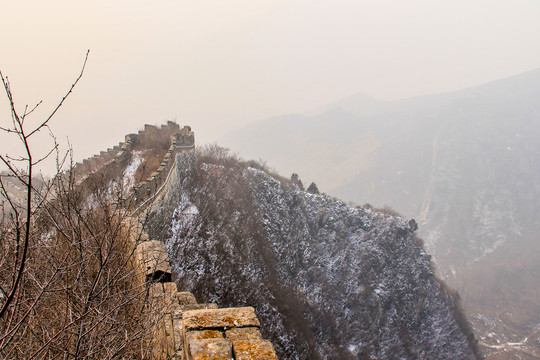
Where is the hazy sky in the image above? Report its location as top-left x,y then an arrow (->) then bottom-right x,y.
2,0 -> 540,172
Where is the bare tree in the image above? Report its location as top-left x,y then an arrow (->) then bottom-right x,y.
0,51 -> 155,359
0,50 -> 89,317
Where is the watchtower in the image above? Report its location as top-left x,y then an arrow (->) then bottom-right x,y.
173,126 -> 195,151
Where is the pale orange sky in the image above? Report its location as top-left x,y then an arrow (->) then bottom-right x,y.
1,0 -> 540,173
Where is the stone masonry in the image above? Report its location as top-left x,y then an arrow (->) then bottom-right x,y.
77,122 -> 278,359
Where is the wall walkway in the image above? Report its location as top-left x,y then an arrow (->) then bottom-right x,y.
76,122 -> 278,359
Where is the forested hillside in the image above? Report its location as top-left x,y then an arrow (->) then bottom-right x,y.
146,147 -> 478,359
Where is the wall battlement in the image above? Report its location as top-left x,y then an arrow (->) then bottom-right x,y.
72,121 -> 182,183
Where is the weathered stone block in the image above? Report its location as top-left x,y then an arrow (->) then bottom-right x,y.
149,283 -> 165,299
181,303 -> 218,311
232,339 -> 278,360
121,217 -> 149,243
136,240 -> 171,282
182,307 -> 260,331
177,291 -> 197,305
122,216 -> 144,233
149,284 -> 181,314
186,330 -> 224,343
152,313 -> 176,360
163,281 -> 178,295
188,339 -> 232,360
162,313 -> 176,356
172,311 -> 184,351
225,327 -> 262,342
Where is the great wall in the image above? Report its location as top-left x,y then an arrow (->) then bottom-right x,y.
71,122 -> 279,359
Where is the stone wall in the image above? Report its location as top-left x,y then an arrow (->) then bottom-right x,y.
126,125 -> 194,214
78,122 -> 278,359
72,121 -> 182,184
72,133 -> 133,184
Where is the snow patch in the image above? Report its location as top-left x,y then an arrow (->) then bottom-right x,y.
123,151 -> 142,192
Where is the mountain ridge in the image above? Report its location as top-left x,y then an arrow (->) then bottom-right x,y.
145,147 -> 479,359
219,67 -> 540,358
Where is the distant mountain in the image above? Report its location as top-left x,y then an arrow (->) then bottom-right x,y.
219,67 -> 540,358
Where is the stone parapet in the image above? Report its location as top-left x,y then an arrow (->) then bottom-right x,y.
183,307 -> 261,331
173,126 -> 195,150
72,121 -> 183,184
136,240 -> 172,283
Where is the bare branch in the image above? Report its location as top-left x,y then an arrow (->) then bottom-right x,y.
1,50 -> 154,359
22,100 -> 43,119
32,142 -> 57,167
0,126 -> 19,133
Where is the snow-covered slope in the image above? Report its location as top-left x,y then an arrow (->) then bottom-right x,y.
147,151 -> 478,359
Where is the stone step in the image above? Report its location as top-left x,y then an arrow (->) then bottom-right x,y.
189,338 -> 232,360
232,339 -> 278,360
181,303 -> 218,311
182,307 -> 260,331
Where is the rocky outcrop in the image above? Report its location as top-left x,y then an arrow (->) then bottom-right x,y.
74,122 -> 477,359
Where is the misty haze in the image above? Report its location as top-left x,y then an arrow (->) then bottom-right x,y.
2,1 -> 540,359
